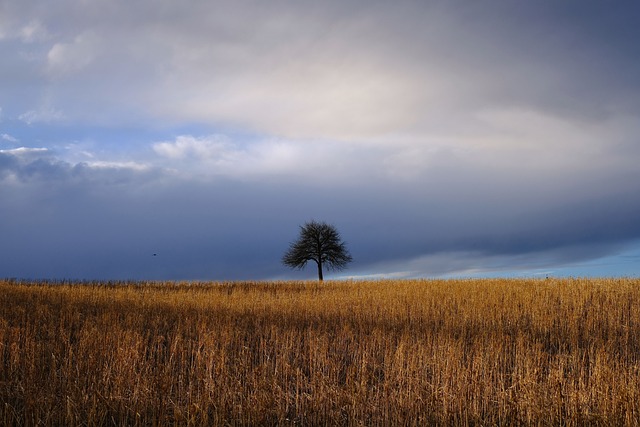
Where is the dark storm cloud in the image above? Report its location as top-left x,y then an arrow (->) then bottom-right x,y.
1,143 -> 639,280
0,148 -> 342,280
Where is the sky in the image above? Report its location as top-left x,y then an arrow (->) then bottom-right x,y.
1,0 -> 640,281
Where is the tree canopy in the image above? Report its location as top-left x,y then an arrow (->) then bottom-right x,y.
282,220 -> 352,281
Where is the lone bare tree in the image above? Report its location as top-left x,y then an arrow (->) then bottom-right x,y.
282,220 -> 353,281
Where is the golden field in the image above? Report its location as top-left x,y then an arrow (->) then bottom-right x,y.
1,277 -> 639,426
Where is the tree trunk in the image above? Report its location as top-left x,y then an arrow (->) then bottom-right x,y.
317,259 -> 323,281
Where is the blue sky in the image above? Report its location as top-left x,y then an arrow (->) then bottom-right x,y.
1,0 -> 639,280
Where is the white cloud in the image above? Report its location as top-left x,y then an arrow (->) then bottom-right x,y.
0,146 -> 48,155
46,33 -> 97,76
152,135 -> 301,178
1,133 -> 19,143
147,101 -> 640,189
153,135 -> 232,160
155,56 -> 419,141
152,134 -> 380,183
84,160 -> 150,172
19,108 -> 65,124
19,20 -> 48,42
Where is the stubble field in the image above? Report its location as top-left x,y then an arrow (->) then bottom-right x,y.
1,277 -> 639,426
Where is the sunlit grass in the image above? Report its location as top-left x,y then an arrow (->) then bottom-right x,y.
1,278 -> 639,425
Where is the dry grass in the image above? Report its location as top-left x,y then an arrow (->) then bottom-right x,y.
1,277 -> 640,425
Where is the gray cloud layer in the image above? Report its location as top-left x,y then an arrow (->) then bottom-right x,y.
2,136 -> 639,280
3,1 -> 639,134
1,0 -> 640,279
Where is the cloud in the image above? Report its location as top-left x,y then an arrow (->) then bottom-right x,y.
152,134 -> 377,183
84,160 -> 149,171
0,146 -> 49,157
19,108 -> 65,124
1,133 -> 19,143
0,140 -> 639,280
0,0 -> 635,139
1,1 -> 640,280
136,2 -> 640,139
153,135 -> 231,160
0,146 -> 154,185
46,32 -> 97,76
19,20 -> 48,43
